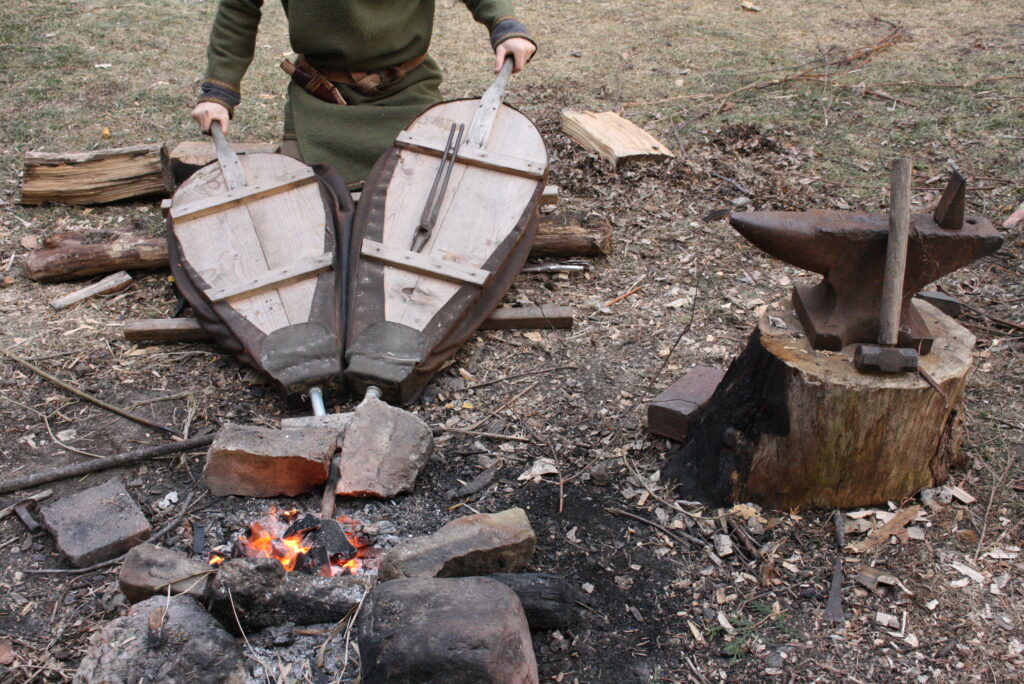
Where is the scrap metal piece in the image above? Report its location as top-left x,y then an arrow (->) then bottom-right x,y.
14,500 -> 42,533
729,173 -> 1002,353
854,345 -> 918,373
933,171 -> 966,231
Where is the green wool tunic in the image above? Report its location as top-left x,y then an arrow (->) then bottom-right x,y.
199,0 -> 529,185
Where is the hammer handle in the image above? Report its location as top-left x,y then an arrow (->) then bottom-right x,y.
879,158 -> 912,346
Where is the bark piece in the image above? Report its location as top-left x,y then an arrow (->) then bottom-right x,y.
531,213 -> 613,258
648,365 -> 726,442
23,232 -> 168,283
380,507 -> 536,581
75,595 -> 245,684
169,141 -> 280,184
847,506 -> 922,553
123,318 -> 209,343
336,396 -> 433,498
49,271 -> 132,311
203,424 -> 336,497
358,577 -> 538,684
20,144 -> 173,205
487,573 -> 578,630
560,110 -> 674,167
119,543 -> 213,603
39,478 -> 151,568
207,558 -> 370,633
665,301 -> 974,509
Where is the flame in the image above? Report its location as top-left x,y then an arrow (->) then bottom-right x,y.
240,521 -> 312,572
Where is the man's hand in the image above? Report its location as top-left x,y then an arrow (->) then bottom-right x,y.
495,37 -> 536,74
191,102 -> 230,134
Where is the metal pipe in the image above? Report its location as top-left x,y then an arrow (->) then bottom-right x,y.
308,386 -> 327,416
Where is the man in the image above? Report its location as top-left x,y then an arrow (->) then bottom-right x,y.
191,0 -> 536,187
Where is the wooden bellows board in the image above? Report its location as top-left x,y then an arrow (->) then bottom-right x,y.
167,124 -> 352,399
346,59 -> 549,403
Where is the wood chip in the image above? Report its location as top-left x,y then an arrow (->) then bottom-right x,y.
560,111 -> 674,167
847,505 -> 921,553
950,562 -> 985,584
947,485 -> 977,505
875,611 -> 900,629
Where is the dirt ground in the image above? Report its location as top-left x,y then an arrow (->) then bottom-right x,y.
1,1 -> 1022,682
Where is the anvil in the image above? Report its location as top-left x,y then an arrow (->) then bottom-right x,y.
730,175 -> 1003,353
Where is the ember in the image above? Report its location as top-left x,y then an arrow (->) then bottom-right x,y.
210,507 -> 376,576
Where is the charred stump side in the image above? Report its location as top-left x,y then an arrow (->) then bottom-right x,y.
665,299 -> 973,510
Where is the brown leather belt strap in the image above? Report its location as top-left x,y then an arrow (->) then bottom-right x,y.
304,54 -> 428,96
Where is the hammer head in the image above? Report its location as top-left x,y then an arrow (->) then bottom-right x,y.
853,344 -> 919,373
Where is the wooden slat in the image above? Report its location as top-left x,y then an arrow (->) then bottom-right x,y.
49,271 -> 133,311
560,110 -> 674,167
170,168 -> 317,222
205,252 -> 333,303
361,239 -> 488,286
395,131 -> 545,180
123,305 -> 573,343
478,304 -> 573,330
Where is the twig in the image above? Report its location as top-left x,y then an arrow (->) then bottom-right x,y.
0,345 -> 176,434
463,381 -> 539,432
0,432 -> 215,495
26,491 -> 203,575
708,171 -> 752,196
465,364 -> 577,390
606,506 -> 708,548
974,453 -> 1018,563
441,427 -> 531,442
525,425 -> 565,514
602,275 -> 646,308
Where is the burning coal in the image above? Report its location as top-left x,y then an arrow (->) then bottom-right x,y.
209,507 -> 377,576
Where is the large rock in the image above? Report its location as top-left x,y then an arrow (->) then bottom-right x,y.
119,543 -> 213,603
337,396 -> 433,497
203,423 -> 336,497
358,577 -> 538,684
380,508 -> 536,581
207,558 -> 370,632
40,478 -> 151,568
74,595 -> 245,684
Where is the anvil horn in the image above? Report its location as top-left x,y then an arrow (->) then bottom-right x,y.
933,171 -> 966,231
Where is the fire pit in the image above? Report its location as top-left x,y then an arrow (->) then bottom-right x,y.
209,507 -> 380,577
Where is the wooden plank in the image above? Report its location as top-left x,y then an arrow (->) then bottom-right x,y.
49,271 -> 133,311
124,318 -> 209,343
362,239 -> 488,287
560,110 -> 674,167
395,131 -> 545,179
169,168 -> 317,222
478,304 -> 573,330
124,305 -> 573,343
541,185 -> 559,207
206,252 -> 333,303
20,144 -> 173,205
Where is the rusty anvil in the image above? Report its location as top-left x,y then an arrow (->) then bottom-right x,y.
730,173 -> 1003,354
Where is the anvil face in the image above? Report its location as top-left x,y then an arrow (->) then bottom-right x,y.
730,209 -> 1003,352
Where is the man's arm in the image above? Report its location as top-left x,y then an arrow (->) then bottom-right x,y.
461,1 -> 537,73
192,0 -> 265,132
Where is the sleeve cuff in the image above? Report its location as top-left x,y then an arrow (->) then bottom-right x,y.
199,80 -> 241,116
490,18 -> 536,52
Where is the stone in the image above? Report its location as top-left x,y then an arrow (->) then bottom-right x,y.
336,396 -> 433,498
40,478 -> 151,568
280,411 -> 354,432
207,558 -> 370,632
203,423 -> 337,497
74,595 -> 246,684
647,365 -> 725,442
380,507 -> 536,581
358,577 -> 538,684
119,543 -> 213,603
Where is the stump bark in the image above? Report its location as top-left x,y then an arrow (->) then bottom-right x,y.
665,298 -> 974,509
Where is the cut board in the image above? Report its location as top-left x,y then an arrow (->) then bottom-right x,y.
560,111 -> 674,167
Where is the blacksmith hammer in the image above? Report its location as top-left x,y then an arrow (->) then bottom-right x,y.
853,158 -> 919,373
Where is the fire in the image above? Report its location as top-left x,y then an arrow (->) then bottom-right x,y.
208,507 -> 375,575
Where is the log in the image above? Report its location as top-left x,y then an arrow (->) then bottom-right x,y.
123,305 -> 574,344
20,144 -> 173,205
532,213 -> 613,258
486,573 -> 577,630
29,215 -> 608,284
22,233 -> 169,283
664,299 -> 974,510
560,111 -> 674,167
168,140 -> 280,185
49,271 -> 133,311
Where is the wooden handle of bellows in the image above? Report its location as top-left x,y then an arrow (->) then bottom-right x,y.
879,158 -> 912,347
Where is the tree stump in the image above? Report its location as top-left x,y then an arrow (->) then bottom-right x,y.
664,298 -> 975,510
